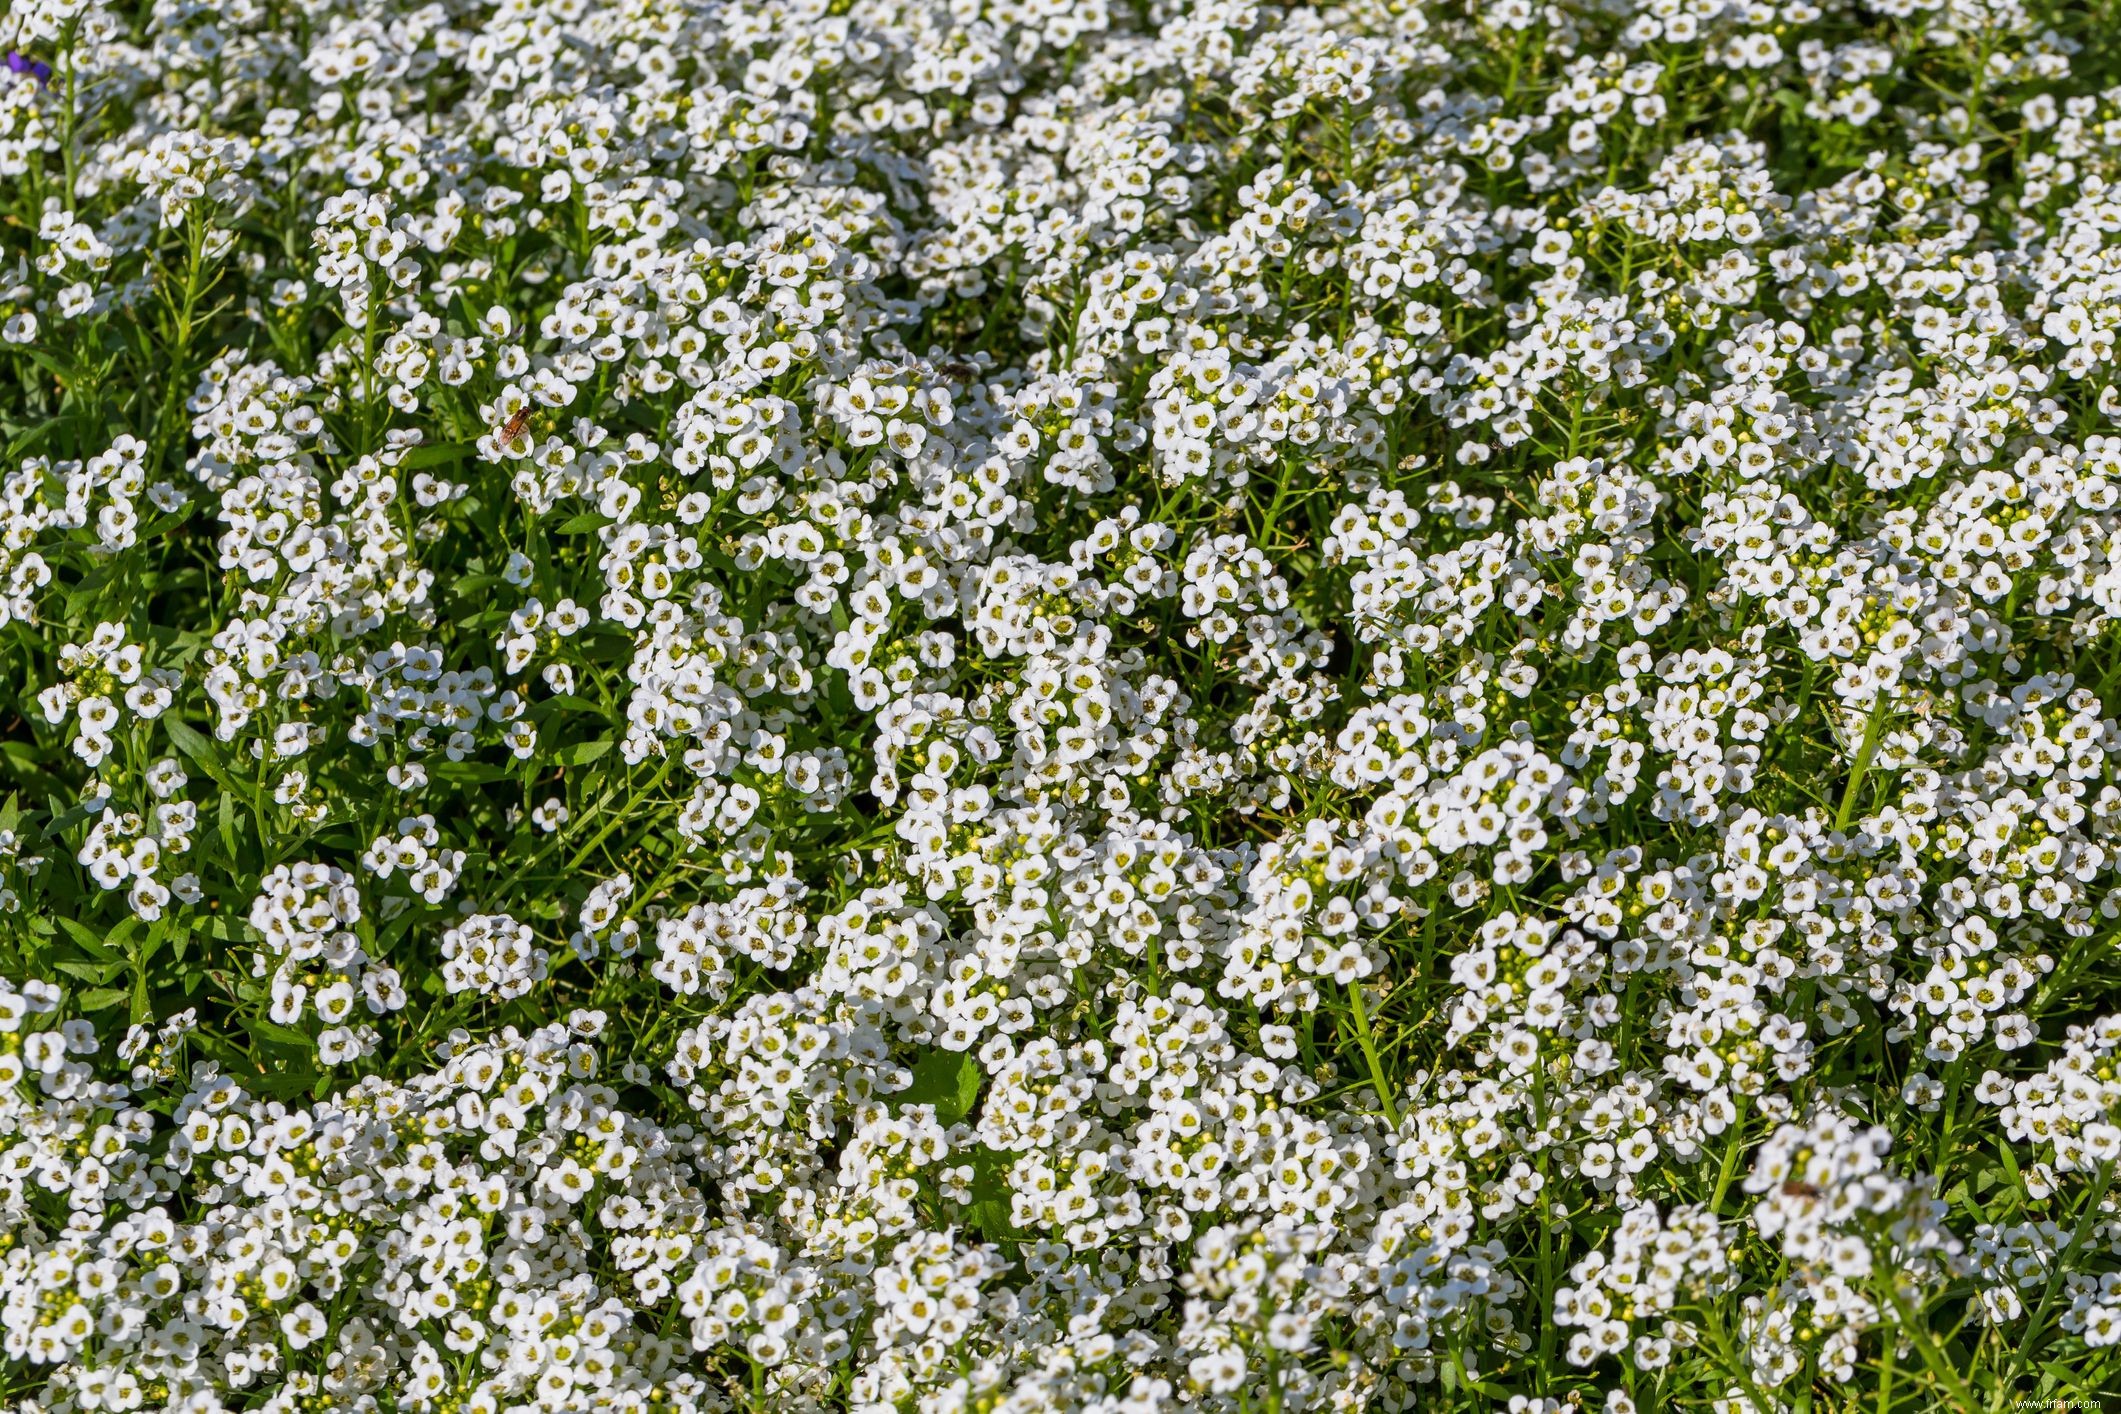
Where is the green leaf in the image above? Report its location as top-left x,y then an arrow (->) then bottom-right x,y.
217,789 -> 241,862
51,958 -> 126,984
138,919 -> 171,968
965,1147 -> 1017,1240
432,760 -> 515,785
243,1065 -> 323,1101
552,738 -> 611,767
165,717 -> 252,803
55,916 -> 121,959
897,1049 -> 982,1124
16,345 -> 77,384
249,1018 -> 316,1049
4,413 -> 67,460
397,441 -> 475,470
43,799 -> 96,837
2041,1360 -> 2097,1398
534,694 -> 609,719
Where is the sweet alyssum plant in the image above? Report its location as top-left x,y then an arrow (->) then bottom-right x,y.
0,0 -> 2119,1408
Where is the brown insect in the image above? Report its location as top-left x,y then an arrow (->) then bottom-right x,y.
499,406 -> 533,444
1781,1181 -> 1822,1199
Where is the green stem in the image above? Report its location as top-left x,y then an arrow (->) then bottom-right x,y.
1709,1096 -> 1751,1216
59,20 -> 80,212
1879,1279 -> 1977,1414
2002,1161 -> 2114,1396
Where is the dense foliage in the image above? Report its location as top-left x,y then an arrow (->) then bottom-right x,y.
3,0 -> 2121,1409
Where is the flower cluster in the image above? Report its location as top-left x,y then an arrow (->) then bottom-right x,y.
3,0 -> 2121,1408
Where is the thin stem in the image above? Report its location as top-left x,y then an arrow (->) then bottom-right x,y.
1709,1096 -> 1751,1216
2002,1161 -> 2114,1395
1879,1279 -> 1977,1414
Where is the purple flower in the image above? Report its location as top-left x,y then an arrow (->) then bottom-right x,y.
5,52 -> 52,87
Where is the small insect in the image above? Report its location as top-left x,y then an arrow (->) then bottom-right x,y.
499,406 -> 533,444
1781,1181 -> 1822,1199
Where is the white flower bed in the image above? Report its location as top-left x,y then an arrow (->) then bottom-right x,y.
0,0 -> 2116,1409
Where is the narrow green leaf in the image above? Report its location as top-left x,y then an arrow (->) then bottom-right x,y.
552,738 -> 611,766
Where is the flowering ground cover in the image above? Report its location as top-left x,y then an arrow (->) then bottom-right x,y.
2,0 -> 2121,1409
